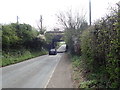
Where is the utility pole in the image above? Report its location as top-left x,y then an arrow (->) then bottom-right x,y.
118,1 -> 120,11
89,0 -> 91,26
17,16 -> 19,24
40,15 -> 43,31
16,16 -> 19,30
118,1 -> 120,23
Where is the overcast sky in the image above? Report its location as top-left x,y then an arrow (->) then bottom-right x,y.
0,0 -> 119,30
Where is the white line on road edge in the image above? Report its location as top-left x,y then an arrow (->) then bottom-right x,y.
44,55 -> 61,88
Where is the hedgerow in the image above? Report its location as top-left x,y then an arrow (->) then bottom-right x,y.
80,6 -> 120,88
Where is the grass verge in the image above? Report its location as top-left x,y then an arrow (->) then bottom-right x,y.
2,49 -> 48,67
71,55 -> 105,88
71,55 -> 87,88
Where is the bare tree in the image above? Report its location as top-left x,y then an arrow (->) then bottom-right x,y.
56,10 -> 87,30
56,9 -> 88,54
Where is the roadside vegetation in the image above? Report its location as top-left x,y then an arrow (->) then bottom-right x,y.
58,4 -> 120,88
2,49 -> 47,67
1,23 -> 48,67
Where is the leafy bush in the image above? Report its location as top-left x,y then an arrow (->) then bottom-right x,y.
80,80 -> 98,88
2,23 -> 48,66
80,7 -> 120,88
2,24 -> 20,48
72,56 -> 81,68
2,23 -> 39,49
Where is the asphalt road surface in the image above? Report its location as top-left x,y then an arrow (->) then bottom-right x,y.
2,45 -> 66,88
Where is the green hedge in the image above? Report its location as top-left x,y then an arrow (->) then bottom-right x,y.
80,9 -> 120,88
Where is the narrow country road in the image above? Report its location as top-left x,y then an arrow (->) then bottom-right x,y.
2,45 -> 67,88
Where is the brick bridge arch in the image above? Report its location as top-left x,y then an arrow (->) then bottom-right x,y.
45,31 -> 64,49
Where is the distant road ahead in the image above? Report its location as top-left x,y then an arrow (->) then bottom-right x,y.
2,45 -> 66,88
